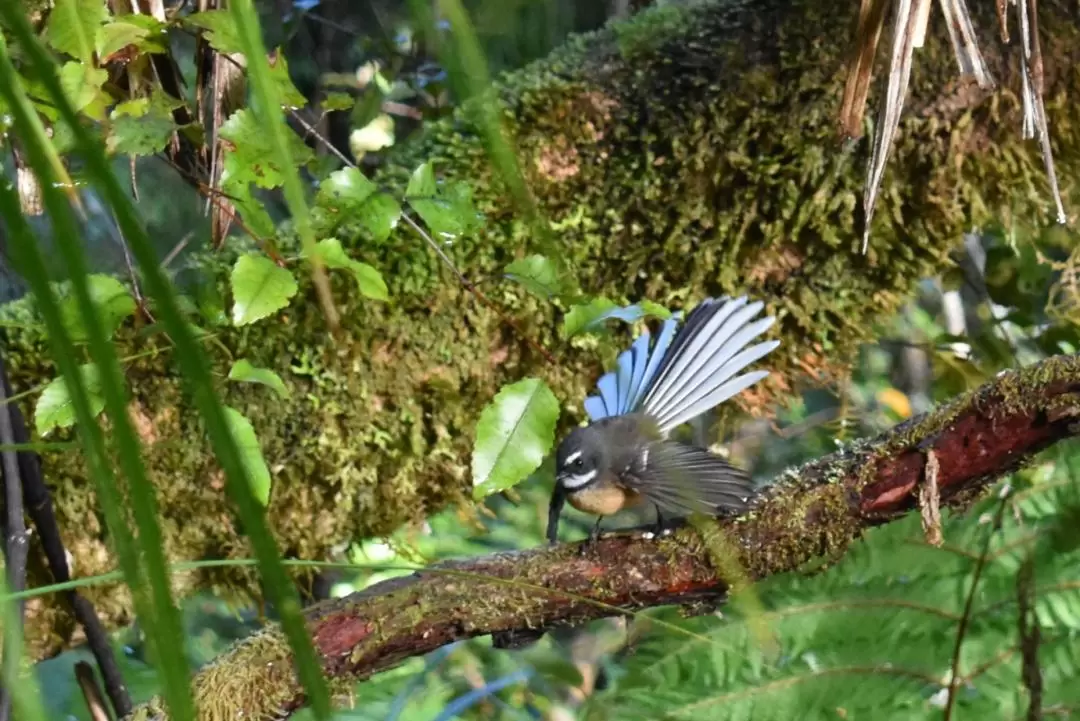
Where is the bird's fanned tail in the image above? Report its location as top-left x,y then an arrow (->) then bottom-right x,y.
584,296 -> 778,434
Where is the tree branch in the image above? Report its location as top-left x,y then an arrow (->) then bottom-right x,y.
131,353 -> 1080,720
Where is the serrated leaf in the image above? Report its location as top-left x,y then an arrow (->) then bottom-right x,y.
563,297 -> 671,338
268,49 -> 306,109
322,92 -> 354,112
311,238 -> 388,301
230,253 -> 298,326
58,62 -> 108,118
316,168 -> 401,242
107,105 -> 177,156
185,10 -> 244,54
34,364 -> 105,436
505,254 -> 565,299
227,359 -> 290,399
221,173 -> 276,237
405,162 -> 480,240
472,378 -> 559,499
96,20 -> 149,59
219,109 -> 315,189
222,406 -> 272,506
59,274 -> 137,341
45,0 -> 109,63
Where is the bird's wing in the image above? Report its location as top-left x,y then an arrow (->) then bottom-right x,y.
621,441 -> 755,517
583,297 -> 778,435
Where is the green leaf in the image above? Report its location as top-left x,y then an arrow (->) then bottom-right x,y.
107,100 -> 177,156
59,274 -> 137,341
322,92 -> 354,112
221,173 -> 276,237
34,364 -> 105,436
311,238 -> 388,301
505,254 -> 565,299
96,20 -> 149,59
563,297 -> 671,338
45,0 -> 108,63
227,359 -> 290,399
316,167 -> 401,242
58,61 -> 108,117
268,49 -> 306,109
219,109 -> 315,189
472,378 -> 559,499
405,162 -> 481,239
222,406 -> 272,506
230,253 -> 298,326
185,10 -> 244,54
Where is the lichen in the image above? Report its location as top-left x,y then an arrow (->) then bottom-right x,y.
5,0 -> 1079,658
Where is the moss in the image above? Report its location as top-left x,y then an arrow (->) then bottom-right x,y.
6,0 -> 1080,657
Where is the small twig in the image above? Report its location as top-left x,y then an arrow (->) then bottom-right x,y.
74,662 -> 112,721
942,484 -> 1011,721
287,109 -> 558,365
920,449 -> 943,546
0,350 -> 30,721
109,213 -> 155,325
1016,554 -> 1043,721
161,232 -> 194,271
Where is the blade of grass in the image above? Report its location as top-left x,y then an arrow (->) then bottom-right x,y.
0,571 -> 47,721
227,0 -> 339,333
0,108 -> 197,721
0,7 -> 333,717
0,29 -> 197,720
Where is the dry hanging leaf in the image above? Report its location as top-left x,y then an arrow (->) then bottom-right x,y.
839,0 -> 890,139
938,0 -> 995,88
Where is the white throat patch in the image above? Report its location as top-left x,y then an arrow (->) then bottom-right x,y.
562,469 -> 597,489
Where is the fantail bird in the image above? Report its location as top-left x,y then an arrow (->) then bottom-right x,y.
546,295 -> 780,544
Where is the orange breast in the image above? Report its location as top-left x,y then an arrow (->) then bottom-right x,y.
567,483 -> 643,516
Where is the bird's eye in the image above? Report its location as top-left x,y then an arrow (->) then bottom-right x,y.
573,458 -> 584,468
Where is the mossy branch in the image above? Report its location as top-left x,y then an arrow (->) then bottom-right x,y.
127,353 -> 1080,720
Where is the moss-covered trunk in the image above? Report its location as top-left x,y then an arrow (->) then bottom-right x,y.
5,0 -> 1078,658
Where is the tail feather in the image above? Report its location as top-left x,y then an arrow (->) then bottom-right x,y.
641,297 -> 776,434
581,295 -> 777,431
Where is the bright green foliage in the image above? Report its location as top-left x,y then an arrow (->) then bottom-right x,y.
227,359 -> 290,399
59,274 -> 136,341
504,254 -> 567,299
57,61 -> 107,117
405,162 -> 482,239
95,20 -> 148,59
314,168 -> 402,243
34,363 -> 104,436
472,378 -> 559,499
311,238 -> 389,301
268,50 -> 306,109
106,94 -> 179,156
229,254 -> 298,326
183,10 -> 244,54
44,0 -> 108,63
322,92 -> 355,112
223,406 -> 272,506
219,109 -> 316,190
563,297 -> 671,338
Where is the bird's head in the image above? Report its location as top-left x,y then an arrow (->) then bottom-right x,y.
555,425 -> 608,491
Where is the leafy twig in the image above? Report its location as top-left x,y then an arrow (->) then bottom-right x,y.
287,109 -> 558,365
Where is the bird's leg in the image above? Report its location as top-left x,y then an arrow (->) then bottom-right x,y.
578,517 -> 604,556
653,504 -> 666,536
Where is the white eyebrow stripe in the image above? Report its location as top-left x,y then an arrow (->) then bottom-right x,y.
562,469 -> 597,489
565,450 -> 582,464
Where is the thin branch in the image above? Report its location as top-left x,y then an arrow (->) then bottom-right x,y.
0,351 -> 29,721
0,370 -> 132,717
942,483 -> 1010,721
128,352 -> 1080,719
